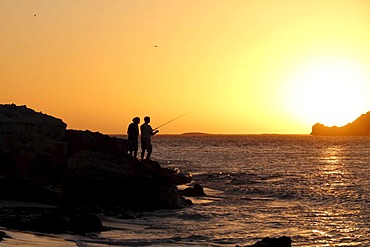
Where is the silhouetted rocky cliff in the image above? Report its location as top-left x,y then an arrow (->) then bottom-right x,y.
0,104 -> 192,210
311,111 -> 370,136
0,103 -> 195,233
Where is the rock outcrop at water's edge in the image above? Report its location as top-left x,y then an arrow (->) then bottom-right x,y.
311,111 -> 370,136
179,183 -> 206,197
0,230 -> 10,241
236,236 -> 292,247
0,104 -> 192,233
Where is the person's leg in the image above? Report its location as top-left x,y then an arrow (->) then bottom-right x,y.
146,140 -> 152,160
140,139 -> 146,161
128,140 -> 132,156
133,139 -> 138,158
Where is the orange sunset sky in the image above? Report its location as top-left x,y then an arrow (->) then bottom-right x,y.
1,1 -> 370,134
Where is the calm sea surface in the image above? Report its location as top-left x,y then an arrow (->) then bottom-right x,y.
6,135 -> 370,246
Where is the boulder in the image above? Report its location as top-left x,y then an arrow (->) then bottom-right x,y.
0,176 -> 61,204
236,236 -> 292,247
0,104 -> 68,186
36,212 -> 103,234
164,167 -> 192,185
64,129 -> 128,156
64,150 -> 191,209
0,230 -> 10,241
0,104 -> 66,140
0,206 -> 103,234
179,183 -> 206,197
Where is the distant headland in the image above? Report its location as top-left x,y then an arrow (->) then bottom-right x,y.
181,132 -> 211,136
311,111 -> 370,136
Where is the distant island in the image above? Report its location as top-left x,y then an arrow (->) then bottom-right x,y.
181,132 -> 211,136
311,111 -> 370,136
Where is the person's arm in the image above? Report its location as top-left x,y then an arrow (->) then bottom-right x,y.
150,126 -> 159,135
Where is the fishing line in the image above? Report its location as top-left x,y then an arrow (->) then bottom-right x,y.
153,111 -> 193,130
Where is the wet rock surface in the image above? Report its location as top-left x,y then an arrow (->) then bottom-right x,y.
236,236 -> 292,247
0,206 -> 103,234
179,183 -> 206,197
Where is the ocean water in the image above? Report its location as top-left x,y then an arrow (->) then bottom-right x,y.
2,135 -> 370,246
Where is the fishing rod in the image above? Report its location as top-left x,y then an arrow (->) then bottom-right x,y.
153,111 -> 193,131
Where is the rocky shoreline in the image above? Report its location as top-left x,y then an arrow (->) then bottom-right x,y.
0,104 -> 192,231
0,104 -> 292,246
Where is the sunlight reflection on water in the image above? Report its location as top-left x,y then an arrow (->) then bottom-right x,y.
154,135 -> 370,246
57,135 -> 370,246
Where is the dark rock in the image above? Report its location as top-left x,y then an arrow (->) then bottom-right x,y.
0,206 -> 103,234
0,104 -> 192,212
179,184 -> 206,197
311,111 -> 370,136
64,150 -> 190,210
64,129 -> 128,156
0,230 -> 11,241
163,167 -> 192,185
0,176 -> 61,204
143,159 -> 162,170
0,104 -> 66,140
69,213 -> 103,233
0,104 -> 68,187
236,236 -> 292,247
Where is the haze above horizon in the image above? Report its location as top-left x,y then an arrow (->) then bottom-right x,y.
2,1 -> 370,134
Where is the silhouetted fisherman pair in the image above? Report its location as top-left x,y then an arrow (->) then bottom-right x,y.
127,112 -> 191,161
127,116 -> 159,162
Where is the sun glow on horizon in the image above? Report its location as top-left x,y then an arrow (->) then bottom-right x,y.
2,1 -> 370,134
284,56 -> 370,127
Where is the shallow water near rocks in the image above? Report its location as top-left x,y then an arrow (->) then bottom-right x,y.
2,135 -> 370,246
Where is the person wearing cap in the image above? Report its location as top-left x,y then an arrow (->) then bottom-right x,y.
127,117 -> 140,158
140,116 -> 159,162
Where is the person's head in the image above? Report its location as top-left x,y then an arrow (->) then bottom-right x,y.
144,116 -> 150,123
132,117 -> 140,124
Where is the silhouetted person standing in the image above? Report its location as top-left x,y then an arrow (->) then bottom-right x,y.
127,117 -> 140,158
140,116 -> 159,162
